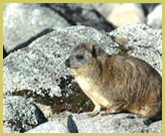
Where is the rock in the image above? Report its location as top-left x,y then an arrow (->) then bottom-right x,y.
72,113 -> 147,133
3,125 -> 19,133
43,3 -> 114,31
26,112 -> 161,133
142,3 -> 160,15
3,96 -> 48,133
26,121 -> 69,133
91,3 -> 118,17
8,28 -> 55,53
147,4 -> 162,28
3,3 -> 69,53
53,112 -> 161,133
107,3 -> 145,27
110,24 -> 162,76
143,121 -> 162,133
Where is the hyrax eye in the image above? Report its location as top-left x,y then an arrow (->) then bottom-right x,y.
76,55 -> 84,60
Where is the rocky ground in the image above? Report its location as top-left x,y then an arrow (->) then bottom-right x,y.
3,3 -> 162,133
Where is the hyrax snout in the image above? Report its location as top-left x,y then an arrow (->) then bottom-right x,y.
65,42 -> 162,120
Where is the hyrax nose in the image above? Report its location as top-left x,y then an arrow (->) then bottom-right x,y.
65,59 -> 70,67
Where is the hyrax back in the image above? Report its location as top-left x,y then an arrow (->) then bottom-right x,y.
65,42 -> 162,120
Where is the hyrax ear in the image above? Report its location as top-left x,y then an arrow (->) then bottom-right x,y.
90,43 -> 106,57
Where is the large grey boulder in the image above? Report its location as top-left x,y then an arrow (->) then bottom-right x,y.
25,111 -> 162,133
3,96 -> 47,133
3,3 -> 69,53
52,112 -> 161,133
72,113 -> 150,133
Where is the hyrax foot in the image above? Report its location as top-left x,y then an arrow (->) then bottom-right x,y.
127,114 -> 136,119
135,113 -> 143,119
133,113 -> 150,122
88,105 -> 101,117
101,112 -> 111,116
101,105 -> 122,116
88,111 -> 99,117
127,114 -> 152,124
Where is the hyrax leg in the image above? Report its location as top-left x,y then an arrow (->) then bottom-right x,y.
101,104 -> 123,116
88,102 -> 101,117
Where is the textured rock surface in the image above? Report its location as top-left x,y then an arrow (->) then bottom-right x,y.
143,121 -> 162,133
3,96 -> 47,133
72,113 -> 148,133
26,121 -> 69,133
3,125 -> 19,133
3,3 -> 69,53
147,4 -> 162,28
110,24 -> 162,75
43,3 -> 114,31
53,112 -> 161,133
25,112 -> 162,133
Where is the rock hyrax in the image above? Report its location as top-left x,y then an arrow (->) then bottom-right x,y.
65,42 -> 162,120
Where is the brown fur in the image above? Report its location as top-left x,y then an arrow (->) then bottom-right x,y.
65,42 -> 162,120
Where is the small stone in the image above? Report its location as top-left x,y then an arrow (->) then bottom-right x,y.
3,96 -> 47,133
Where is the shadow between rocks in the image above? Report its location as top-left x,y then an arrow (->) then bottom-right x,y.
67,115 -> 78,133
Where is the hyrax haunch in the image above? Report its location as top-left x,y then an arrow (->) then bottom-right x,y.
65,42 -> 162,120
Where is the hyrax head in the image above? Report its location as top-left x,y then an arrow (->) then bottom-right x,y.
65,42 -> 106,75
